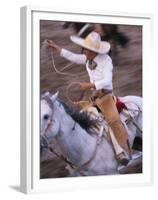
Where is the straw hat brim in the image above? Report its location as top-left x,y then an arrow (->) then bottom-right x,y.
70,35 -> 111,54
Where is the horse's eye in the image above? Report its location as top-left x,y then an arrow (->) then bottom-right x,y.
43,114 -> 49,120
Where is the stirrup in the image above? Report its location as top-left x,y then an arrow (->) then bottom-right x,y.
116,152 -> 130,166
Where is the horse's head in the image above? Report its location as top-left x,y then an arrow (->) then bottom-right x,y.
41,91 -> 60,141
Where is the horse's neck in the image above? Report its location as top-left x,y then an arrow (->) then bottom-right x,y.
54,102 -> 96,166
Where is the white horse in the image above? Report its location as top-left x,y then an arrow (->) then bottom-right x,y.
41,92 -> 142,176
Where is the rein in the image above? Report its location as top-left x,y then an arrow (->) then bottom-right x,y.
48,137 -> 100,176
48,146 -> 75,169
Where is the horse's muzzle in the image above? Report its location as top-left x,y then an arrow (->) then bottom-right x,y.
40,135 -> 49,153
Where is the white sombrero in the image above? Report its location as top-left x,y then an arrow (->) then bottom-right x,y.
70,31 -> 110,54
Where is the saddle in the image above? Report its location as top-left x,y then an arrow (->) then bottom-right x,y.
115,97 -> 127,113
79,97 -> 141,133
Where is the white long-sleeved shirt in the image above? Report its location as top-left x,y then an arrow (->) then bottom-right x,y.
60,48 -> 113,91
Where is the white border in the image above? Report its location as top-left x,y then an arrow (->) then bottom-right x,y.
20,6 -> 153,194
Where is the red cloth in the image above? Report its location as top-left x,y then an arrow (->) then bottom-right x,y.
116,97 -> 127,113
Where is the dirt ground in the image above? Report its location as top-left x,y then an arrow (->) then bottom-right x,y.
40,21 -> 142,178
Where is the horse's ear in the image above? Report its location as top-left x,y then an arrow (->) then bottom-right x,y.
41,91 -> 50,99
51,91 -> 59,102
42,91 -> 50,97
45,91 -> 50,96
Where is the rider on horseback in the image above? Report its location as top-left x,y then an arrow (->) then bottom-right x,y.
47,31 -> 130,165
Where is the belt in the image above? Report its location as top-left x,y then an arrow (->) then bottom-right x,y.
91,89 -> 112,101
100,89 -> 112,94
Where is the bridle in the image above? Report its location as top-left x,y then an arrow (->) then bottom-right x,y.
41,95 -> 54,137
41,94 -> 101,176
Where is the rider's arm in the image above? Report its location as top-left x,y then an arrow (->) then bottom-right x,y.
47,40 -> 86,65
60,48 -> 86,65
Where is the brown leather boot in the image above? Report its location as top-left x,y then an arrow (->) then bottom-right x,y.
116,152 -> 129,166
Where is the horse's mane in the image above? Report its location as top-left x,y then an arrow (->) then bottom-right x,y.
58,99 -> 98,132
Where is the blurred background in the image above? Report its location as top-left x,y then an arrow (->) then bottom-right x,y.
40,20 -> 142,178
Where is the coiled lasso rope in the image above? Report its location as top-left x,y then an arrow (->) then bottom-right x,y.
66,82 -> 90,105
